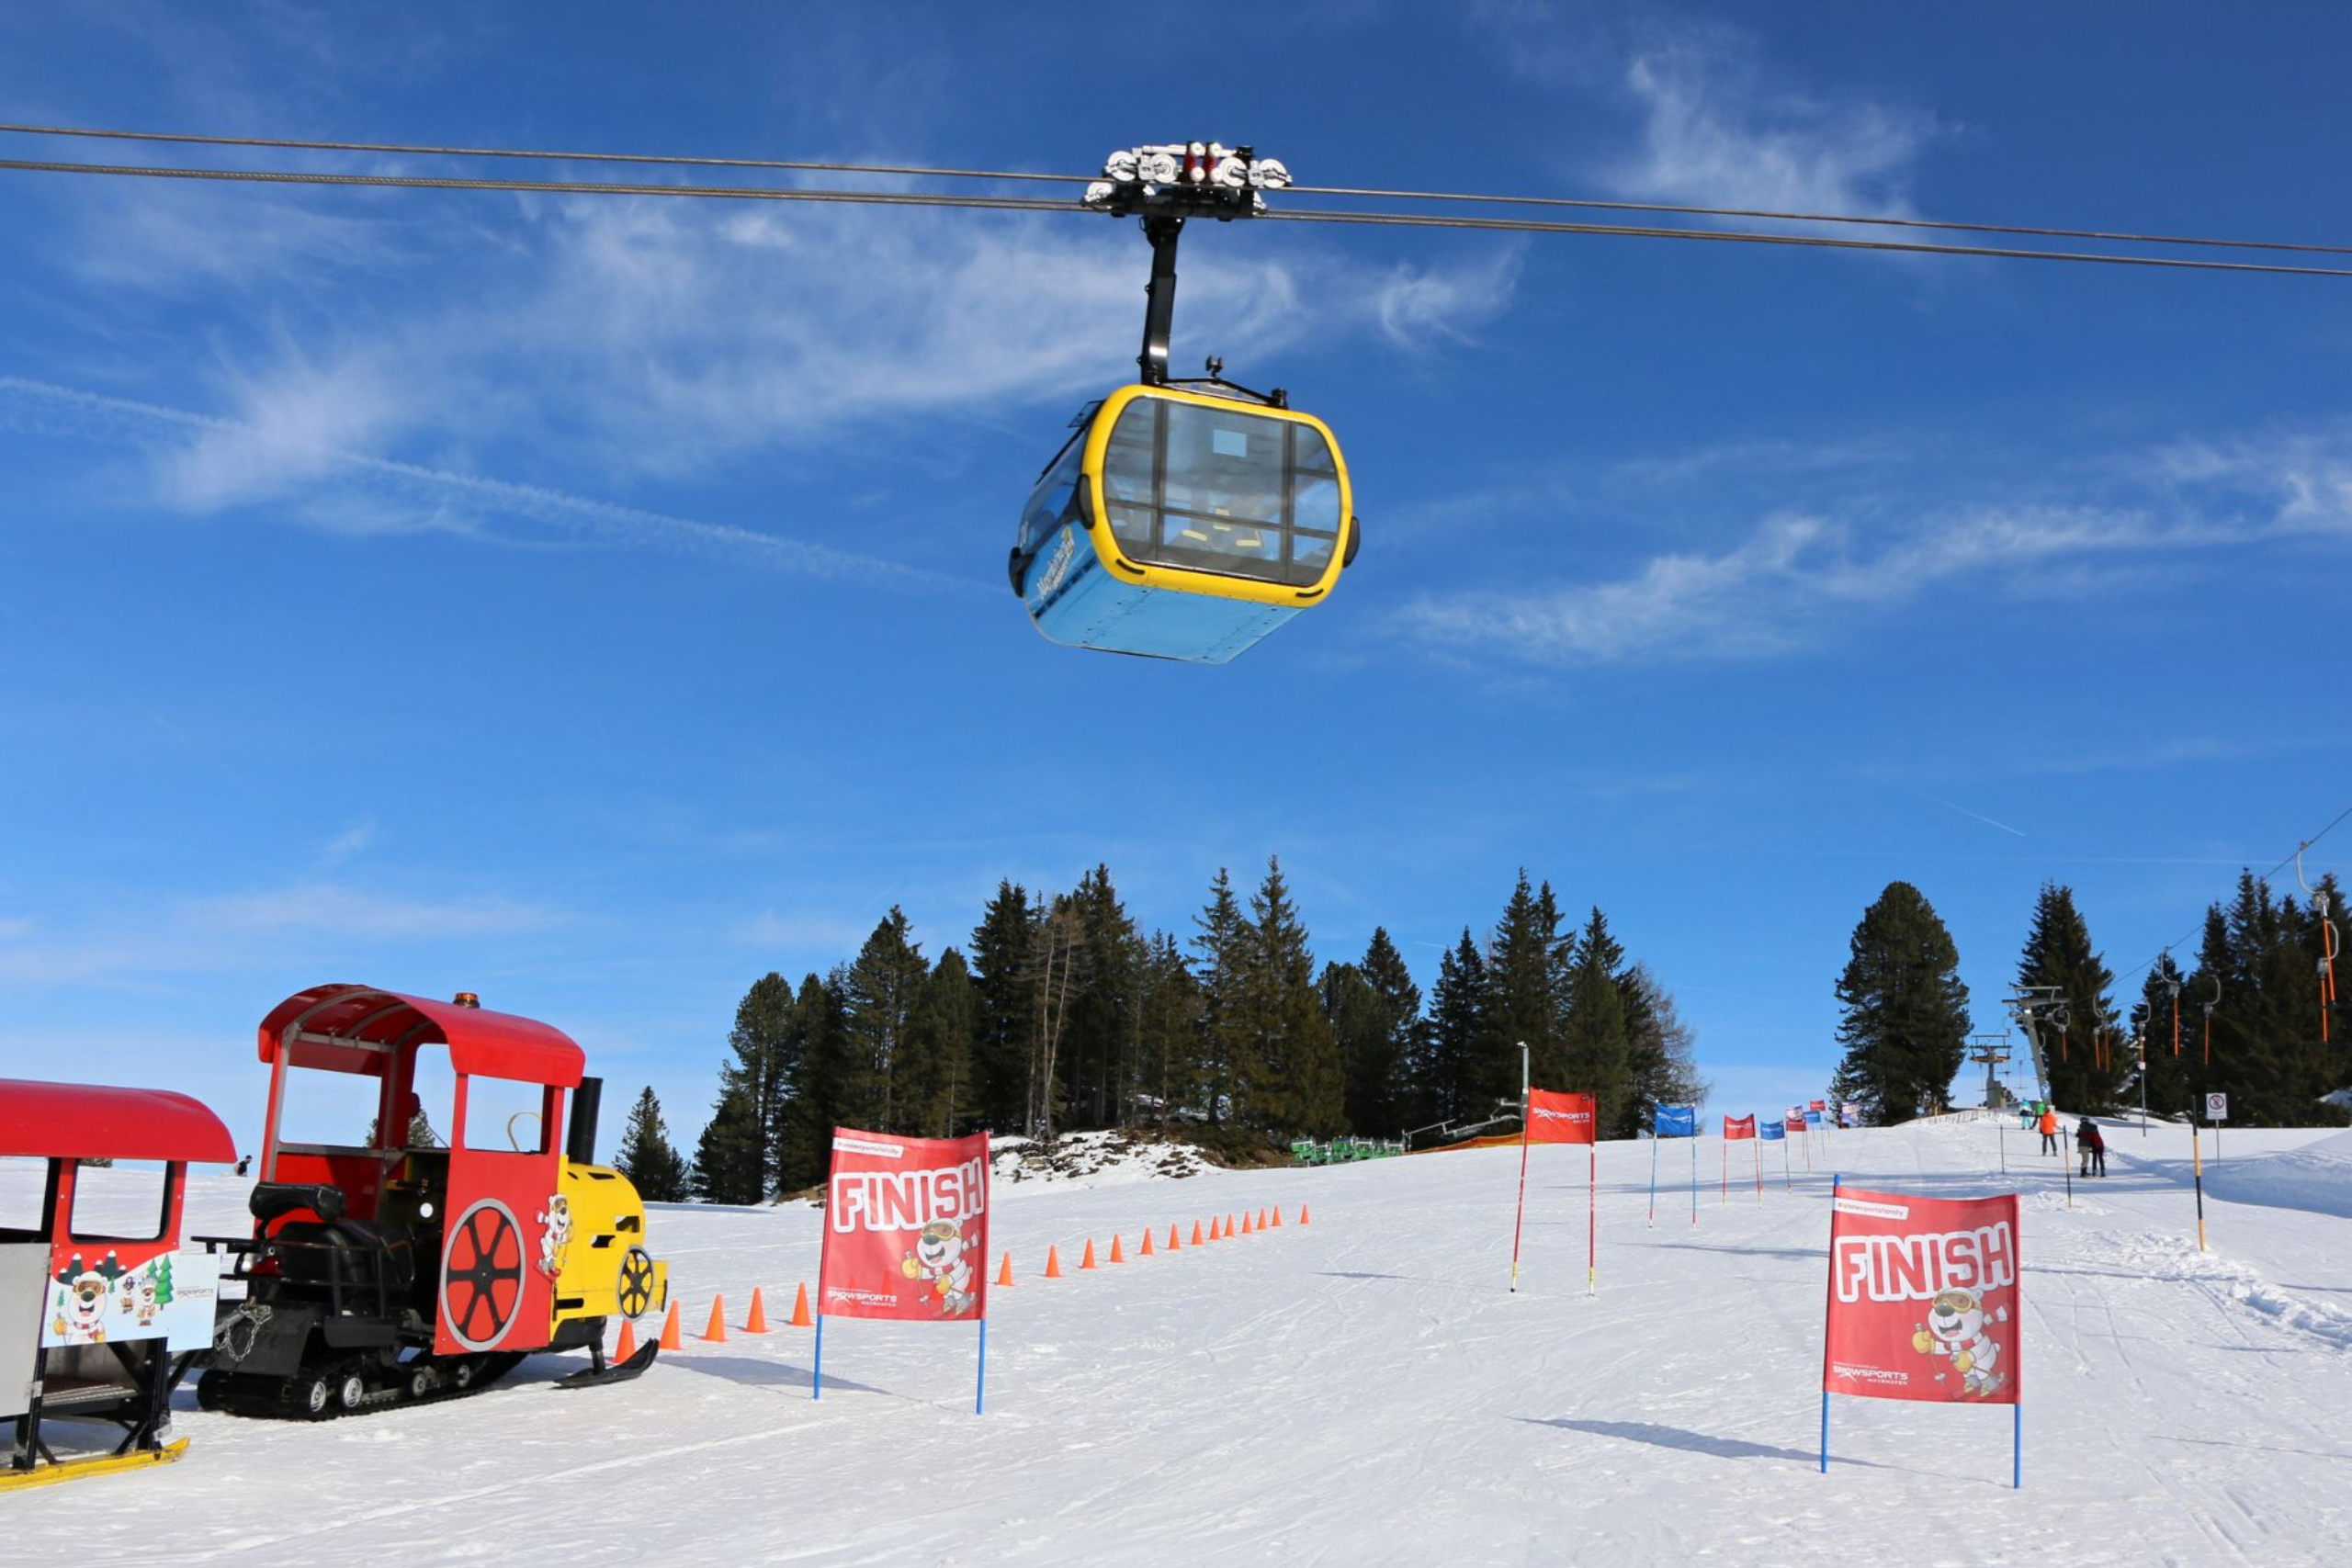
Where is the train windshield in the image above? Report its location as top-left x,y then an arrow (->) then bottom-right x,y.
1100,396 -> 1340,588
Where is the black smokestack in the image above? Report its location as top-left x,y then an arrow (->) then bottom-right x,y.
566,1076 -> 604,1166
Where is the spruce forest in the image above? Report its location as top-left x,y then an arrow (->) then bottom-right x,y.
616,863 -> 2350,1202
646,859 -> 1703,1204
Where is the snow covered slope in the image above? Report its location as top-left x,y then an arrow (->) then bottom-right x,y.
9,1117 -> 2349,1565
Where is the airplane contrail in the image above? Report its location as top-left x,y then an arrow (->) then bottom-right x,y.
1916,791 -> 2028,838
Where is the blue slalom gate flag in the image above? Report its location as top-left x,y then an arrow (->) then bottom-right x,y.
1758,1119 -> 1787,1142
1804,1108 -> 1824,1128
1653,1103 -> 1697,1137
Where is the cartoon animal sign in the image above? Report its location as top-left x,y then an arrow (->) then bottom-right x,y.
819,1128 -> 990,1323
1822,1187 -> 2020,1405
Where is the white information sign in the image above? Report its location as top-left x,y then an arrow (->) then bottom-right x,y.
2205,1093 -> 2228,1122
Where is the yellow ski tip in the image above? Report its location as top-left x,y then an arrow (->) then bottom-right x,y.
0,1438 -> 189,1492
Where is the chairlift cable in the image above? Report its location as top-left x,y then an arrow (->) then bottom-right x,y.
0,119 -> 1091,186
7,155 -> 2352,279
2114,801 -> 2352,984
1283,181 -> 2352,259
6,120 -> 2349,261
1259,207 -> 2352,278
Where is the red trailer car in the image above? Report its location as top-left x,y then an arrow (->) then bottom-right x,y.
2,1078 -> 235,1490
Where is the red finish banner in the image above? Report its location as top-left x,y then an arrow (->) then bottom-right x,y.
1723,1114 -> 1757,1140
1823,1186 -> 2018,1404
1527,1089 -> 1597,1144
819,1127 -> 990,1322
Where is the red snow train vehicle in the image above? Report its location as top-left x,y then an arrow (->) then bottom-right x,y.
197,984 -> 669,1418
4,1079 -> 235,1489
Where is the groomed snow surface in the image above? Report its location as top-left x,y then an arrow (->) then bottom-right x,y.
13,1116 -> 2352,1565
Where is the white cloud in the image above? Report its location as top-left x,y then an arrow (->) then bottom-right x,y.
1611,35 -> 1937,221
187,881 -> 566,940
319,822 -> 377,870
0,375 -> 958,589
1399,425 -> 2352,667
0,880 -> 568,987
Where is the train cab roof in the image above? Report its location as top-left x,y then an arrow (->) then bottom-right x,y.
0,1078 -> 234,1164
258,984 -> 586,1088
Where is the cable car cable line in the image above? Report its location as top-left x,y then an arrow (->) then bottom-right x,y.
6,153 -> 2352,279
0,118 -> 1091,186
6,118 -> 2350,261
1279,181 -> 2352,259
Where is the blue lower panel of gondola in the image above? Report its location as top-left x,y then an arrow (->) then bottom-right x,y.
1023,525 -> 1297,665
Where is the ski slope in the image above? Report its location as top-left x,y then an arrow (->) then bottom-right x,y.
11,1117 -> 2351,1565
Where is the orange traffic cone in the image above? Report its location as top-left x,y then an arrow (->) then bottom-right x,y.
1109,1235 -> 1125,1264
1168,1223 -> 1182,1250
790,1282 -> 813,1327
1140,1229 -> 1155,1258
1241,1213 -> 1254,1236
1272,1207 -> 1283,1227
1227,1213 -> 1238,1236
614,1317 -> 639,1362
659,1301 -> 683,1350
703,1294 -> 729,1343
1190,1220 -> 1205,1246
745,1287 -> 770,1334
1080,1239 -> 1098,1270
1301,1203 -> 1312,1224
997,1255 -> 1015,1287
1257,1208 -> 1268,1229
1045,1246 -> 1063,1279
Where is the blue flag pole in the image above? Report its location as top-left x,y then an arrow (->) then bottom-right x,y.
1820,1174 -> 1838,1474
976,1315 -> 989,1416
811,1312 -> 825,1401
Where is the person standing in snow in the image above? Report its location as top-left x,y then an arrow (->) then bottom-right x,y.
2038,1106 -> 2059,1156
2075,1118 -> 2106,1177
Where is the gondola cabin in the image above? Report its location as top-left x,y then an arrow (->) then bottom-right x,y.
2,1078 -> 234,1489
1012,384 -> 1358,664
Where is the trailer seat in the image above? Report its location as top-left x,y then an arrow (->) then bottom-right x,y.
251,1180 -> 346,1225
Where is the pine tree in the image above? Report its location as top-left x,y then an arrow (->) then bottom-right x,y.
1062,864 -> 1146,1130
839,908 -> 929,1133
1561,907 -> 1637,1135
722,972 -> 797,1195
1192,868 -> 1254,1129
1831,882 -> 1973,1123
1136,931 -> 1201,1120
1239,856 -> 1344,1137
1426,928 -> 1487,1125
1482,871 -> 1569,1104
773,972 -> 845,1191
910,949 -> 978,1137
616,1086 -> 688,1202
967,881 -> 1036,1138
2014,885 -> 2123,1111
690,1078 -> 763,1204
1326,927 -> 1422,1137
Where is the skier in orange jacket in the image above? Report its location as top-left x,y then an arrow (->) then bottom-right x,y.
2038,1107 -> 2059,1156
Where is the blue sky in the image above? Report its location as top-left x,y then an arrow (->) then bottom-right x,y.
3,3 -> 2347,1153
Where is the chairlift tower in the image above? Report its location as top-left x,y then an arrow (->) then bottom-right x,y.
1966,1033 -> 2015,1110
2004,987 -> 2068,1106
